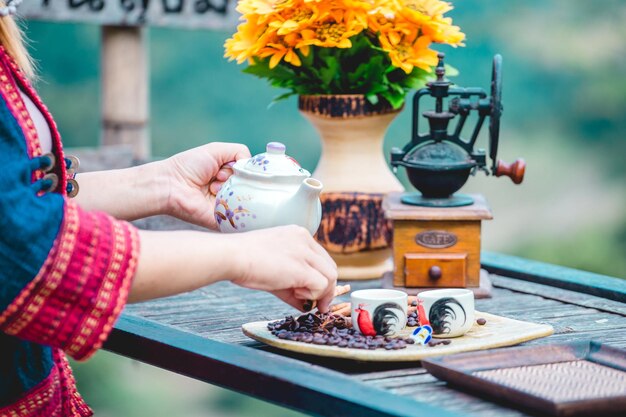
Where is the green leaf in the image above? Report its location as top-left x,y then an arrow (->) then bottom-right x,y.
272,91 -> 295,102
319,55 -> 340,88
381,90 -> 406,109
243,59 -> 295,84
445,64 -> 460,77
299,48 -> 314,68
366,94 -> 379,105
242,63 -> 273,79
403,75 -> 428,90
348,55 -> 385,90
236,33 -> 441,107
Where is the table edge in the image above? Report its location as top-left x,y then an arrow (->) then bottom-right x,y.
104,314 -> 463,417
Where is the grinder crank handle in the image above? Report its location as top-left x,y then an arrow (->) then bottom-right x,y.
495,158 -> 526,184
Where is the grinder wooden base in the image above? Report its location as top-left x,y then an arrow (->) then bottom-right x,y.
384,192 -> 493,289
381,269 -> 493,299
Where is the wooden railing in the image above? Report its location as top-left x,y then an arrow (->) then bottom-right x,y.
21,1 -> 238,159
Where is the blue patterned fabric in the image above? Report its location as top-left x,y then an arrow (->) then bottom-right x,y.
0,336 -> 53,406
0,82 -> 63,406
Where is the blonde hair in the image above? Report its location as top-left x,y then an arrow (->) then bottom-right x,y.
0,11 -> 34,79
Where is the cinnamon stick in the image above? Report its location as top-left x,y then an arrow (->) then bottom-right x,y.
335,305 -> 352,317
330,302 -> 350,312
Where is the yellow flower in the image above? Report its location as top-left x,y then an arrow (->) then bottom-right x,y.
336,0 -> 374,27
369,0 -> 403,17
379,32 -> 438,74
269,2 -> 319,35
399,0 -> 465,45
370,13 -> 413,41
298,19 -> 365,48
422,16 -> 465,45
258,40 -> 304,68
401,0 -> 453,21
237,0 -> 294,16
224,16 -> 274,63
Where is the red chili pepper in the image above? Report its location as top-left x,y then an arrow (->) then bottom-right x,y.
417,299 -> 430,327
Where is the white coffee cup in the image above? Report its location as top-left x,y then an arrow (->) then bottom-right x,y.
351,289 -> 408,337
419,288 -> 474,338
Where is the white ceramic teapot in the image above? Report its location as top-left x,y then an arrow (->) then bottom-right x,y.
214,142 -> 323,234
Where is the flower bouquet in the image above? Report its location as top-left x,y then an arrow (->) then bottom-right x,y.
224,0 -> 464,108
224,0 -> 466,280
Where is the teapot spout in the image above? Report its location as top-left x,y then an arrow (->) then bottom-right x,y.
292,178 -> 323,234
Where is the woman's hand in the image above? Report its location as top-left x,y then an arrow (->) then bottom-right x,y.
131,225 -> 338,313
164,142 -> 250,229
230,225 -> 338,313
73,142 -> 249,225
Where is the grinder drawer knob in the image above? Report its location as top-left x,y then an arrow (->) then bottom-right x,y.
429,266 -> 442,280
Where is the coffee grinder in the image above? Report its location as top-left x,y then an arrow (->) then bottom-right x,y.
384,54 -> 525,296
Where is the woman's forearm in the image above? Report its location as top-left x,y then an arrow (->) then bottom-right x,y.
74,161 -> 170,220
128,226 -> 338,312
129,229 -> 236,303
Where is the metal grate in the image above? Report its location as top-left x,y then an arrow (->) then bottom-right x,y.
473,360 -> 626,402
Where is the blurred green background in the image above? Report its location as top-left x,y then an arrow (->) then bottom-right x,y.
22,0 -> 625,415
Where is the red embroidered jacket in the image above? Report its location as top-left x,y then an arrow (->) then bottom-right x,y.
0,46 -> 139,416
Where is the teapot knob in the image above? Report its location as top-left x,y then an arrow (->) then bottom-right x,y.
266,142 -> 286,155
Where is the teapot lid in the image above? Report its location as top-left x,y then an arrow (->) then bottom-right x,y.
239,142 -> 310,177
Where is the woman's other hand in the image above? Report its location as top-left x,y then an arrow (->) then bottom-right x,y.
164,142 -> 250,229
230,225 -> 338,313
132,225 -> 338,313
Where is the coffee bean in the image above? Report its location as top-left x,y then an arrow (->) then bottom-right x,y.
268,312 -> 411,351
411,300 -> 418,306
441,340 -> 452,345
477,318 -> 487,325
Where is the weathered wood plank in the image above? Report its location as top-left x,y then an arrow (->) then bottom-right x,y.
388,384 -> 530,417
20,0 -> 239,30
482,251 -> 626,303
492,275 -> 626,315
357,368 -> 428,382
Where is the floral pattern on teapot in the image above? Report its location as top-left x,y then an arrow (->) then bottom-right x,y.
214,183 -> 257,230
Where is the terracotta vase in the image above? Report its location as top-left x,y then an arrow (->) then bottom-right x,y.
299,95 -> 404,279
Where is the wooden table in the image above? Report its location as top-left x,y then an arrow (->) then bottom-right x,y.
103,252 -> 626,417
